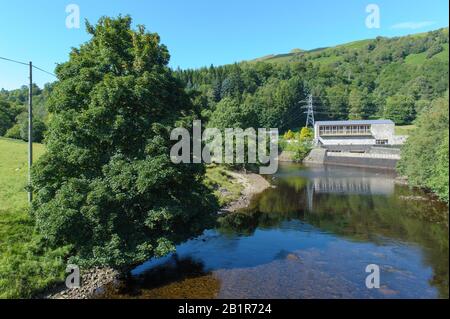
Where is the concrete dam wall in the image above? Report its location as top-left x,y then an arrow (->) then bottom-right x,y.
303,146 -> 401,170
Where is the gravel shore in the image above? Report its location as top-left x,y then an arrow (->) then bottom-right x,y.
47,267 -> 121,299
218,171 -> 271,214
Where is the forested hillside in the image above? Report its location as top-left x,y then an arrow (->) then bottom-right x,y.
1,27 -> 448,201
0,84 -> 52,142
175,28 -> 448,130
1,28 -> 448,139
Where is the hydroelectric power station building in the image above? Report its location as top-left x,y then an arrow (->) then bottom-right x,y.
314,120 -> 406,147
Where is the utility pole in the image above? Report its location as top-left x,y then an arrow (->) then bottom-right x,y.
1,56 -> 55,204
304,94 -> 315,128
28,62 -> 33,203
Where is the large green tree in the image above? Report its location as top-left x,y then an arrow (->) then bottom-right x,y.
348,88 -> 370,119
31,16 -> 216,268
383,94 -> 416,125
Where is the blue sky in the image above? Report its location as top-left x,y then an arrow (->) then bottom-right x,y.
0,0 -> 448,90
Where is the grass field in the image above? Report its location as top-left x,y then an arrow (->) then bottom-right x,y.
0,137 -> 68,298
405,43 -> 449,65
395,124 -> 416,136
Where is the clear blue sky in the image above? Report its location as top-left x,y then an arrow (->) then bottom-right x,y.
0,0 -> 448,90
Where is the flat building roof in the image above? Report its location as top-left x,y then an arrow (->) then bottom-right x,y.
315,120 -> 394,126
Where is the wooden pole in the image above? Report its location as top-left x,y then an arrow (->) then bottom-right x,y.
28,61 -> 33,203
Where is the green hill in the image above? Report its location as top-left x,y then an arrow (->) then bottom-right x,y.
176,27 -> 449,129
250,29 -> 448,66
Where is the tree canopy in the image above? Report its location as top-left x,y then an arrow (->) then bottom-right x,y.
175,28 -> 448,129
398,92 -> 449,202
31,16 -> 216,268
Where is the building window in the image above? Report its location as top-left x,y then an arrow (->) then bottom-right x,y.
376,139 -> 388,145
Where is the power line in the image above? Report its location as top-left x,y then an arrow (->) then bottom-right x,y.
32,65 -> 57,78
1,56 -> 57,78
0,56 -> 57,204
0,56 -> 28,66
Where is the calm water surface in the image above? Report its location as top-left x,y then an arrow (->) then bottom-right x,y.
102,164 -> 449,299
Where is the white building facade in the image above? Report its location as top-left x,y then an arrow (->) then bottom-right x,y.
314,120 -> 406,146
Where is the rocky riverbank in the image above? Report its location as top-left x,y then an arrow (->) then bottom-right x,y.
46,267 -> 121,299
218,171 -> 271,214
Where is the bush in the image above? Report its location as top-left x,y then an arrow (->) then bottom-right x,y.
4,123 -> 21,139
283,129 -> 295,140
292,142 -> 313,162
299,127 -> 313,142
426,44 -> 443,59
19,117 -> 47,143
398,95 -> 449,202
0,101 -> 14,136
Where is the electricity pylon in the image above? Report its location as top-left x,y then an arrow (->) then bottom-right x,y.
301,94 -> 315,128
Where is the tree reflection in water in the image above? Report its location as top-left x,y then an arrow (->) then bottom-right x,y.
100,164 -> 449,299
218,164 -> 448,297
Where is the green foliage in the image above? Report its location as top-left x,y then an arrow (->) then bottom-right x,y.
348,88 -> 373,119
428,132 -> 449,201
15,114 -> 47,143
291,143 -> 312,162
176,28 -> 448,129
426,43 -> 443,59
283,129 -> 295,140
208,97 -> 252,128
395,124 -> 416,136
299,127 -> 313,141
384,94 -> 416,125
31,16 -> 217,269
281,140 -> 312,162
4,123 -> 21,139
0,84 -> 52,142
204,165 -> 244,206
398,95 -> 449,202
0,100 -> 15,135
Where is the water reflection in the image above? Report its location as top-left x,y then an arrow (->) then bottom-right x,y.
102,164 -> 449,299
102,255 -> 221,299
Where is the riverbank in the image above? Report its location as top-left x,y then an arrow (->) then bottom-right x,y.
218,171 -> 271,214
47,166 -> 271,299
44,268 -> 121,299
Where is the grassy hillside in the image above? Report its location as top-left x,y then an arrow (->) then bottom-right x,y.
248,38 -> 371,64
395,124 -> 416,136
251,29 -> 448,66
0,138 -> 44,212
405,43 -> 449,65
0,138 -> 68,298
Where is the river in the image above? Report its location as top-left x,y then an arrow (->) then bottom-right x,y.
101,163 -> 449,299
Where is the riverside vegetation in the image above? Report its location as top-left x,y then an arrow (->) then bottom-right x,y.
0,16 -> 448,298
